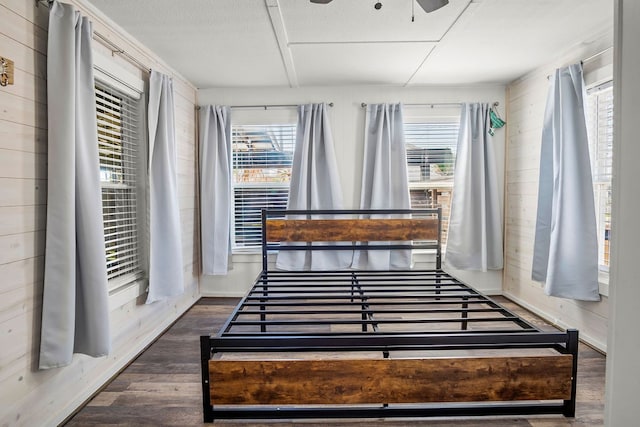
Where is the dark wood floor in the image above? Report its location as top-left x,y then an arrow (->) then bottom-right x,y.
66,297 -> 606,426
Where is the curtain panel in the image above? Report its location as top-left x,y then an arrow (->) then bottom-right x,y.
532,63 -> 600,301
353,103 -> 411,270
276,103 -> 351,270
199,105 -> 233,275
39,1 -> 110,369
446,103 -> 503,272
146,70 -> 184,303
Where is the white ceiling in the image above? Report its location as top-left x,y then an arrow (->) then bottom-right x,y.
85,0 -> 613,89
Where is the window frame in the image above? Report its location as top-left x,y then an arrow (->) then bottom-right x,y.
403,107 -> 461,252
585,79 -> 614,296
93,53 -> 148,293
230,122 -> 297,253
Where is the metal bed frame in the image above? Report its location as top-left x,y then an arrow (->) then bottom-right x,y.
200,209 -> 578,422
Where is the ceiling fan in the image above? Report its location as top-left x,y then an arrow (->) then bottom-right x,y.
310,0 -> 450,13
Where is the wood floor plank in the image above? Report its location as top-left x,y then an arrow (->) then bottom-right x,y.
65,296 -> 606,426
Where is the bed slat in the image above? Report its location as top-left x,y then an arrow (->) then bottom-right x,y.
209,355 -> 573,405
266,218 -> 438,242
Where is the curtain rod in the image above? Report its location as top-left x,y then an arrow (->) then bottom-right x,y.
37,0 -> 151,74
231,102 -> 334,109
360,102 -> 499,108
582,46 -> 613,65
546,46 -> 614,80
197,103 -> 334,110
92,32 -> 152,74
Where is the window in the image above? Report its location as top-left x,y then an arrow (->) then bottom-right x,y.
586,81 -> 613,271
405,121 -> 459,247
95,81 -> 146,290
231,124 -> 296,250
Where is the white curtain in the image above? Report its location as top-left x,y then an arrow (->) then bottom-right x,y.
276,103 -> 351,270
532,63 -> 600,301
199,105 -> 232,275
146,70 -> 184,303
446,103 -> 503,271
39,1 -> 110,369
353,103 -> 411,270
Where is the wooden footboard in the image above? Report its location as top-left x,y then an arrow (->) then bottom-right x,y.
209,355 -> 574,405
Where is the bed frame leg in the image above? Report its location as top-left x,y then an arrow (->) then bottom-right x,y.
260,274 -> 268,333
461,296 -> 469,330
563,329 -> 579,417
200,336 -> 214,423
260,299 -> 267,333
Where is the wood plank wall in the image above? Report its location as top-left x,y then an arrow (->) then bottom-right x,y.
0,0 -> 200,425
504,37 -> 612,352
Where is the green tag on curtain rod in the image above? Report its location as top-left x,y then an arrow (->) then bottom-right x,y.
489,108 -> 506,136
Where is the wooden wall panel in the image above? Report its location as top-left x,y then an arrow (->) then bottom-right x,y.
0,5 -> 47,54
0,120 -> 48,153
0,149 -> 47,179
0,256 -> 44,294
0,66 -> 47,102
0,178 -> 47,207
0,33 -> 47,78
0,231 -> 45,265
0,0 -> 200,425
3,0 -> 50,28
0,90 -> 47,128
0,205 -> 46,236
504,39 -> 612,353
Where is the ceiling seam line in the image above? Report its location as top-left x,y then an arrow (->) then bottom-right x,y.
438,0 -> 476,43
288,40 -> 442,45
404,46 -> 438,87
404,0 -> 475,86
265,0 -> 299,88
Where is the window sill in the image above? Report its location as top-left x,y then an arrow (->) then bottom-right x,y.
230,251 -> 262,263
598,270 -> 609,297
108,277 -> 148,310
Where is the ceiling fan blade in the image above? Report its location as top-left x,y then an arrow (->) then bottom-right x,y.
416,0 -> 449,13
310,0 -> 334,3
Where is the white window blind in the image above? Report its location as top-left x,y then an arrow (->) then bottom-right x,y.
405,122 -> 459,247
96,82 -> 144,289
586,81 -> 613,270
405,122 -> 458,183
231,124 -> 296,250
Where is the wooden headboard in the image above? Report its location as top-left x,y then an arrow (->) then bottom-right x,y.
261,209 -> 442,270
266,218 -> 438,242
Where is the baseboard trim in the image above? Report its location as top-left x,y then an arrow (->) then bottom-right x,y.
503,292 -> 607,354
201,291 -> 246,298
